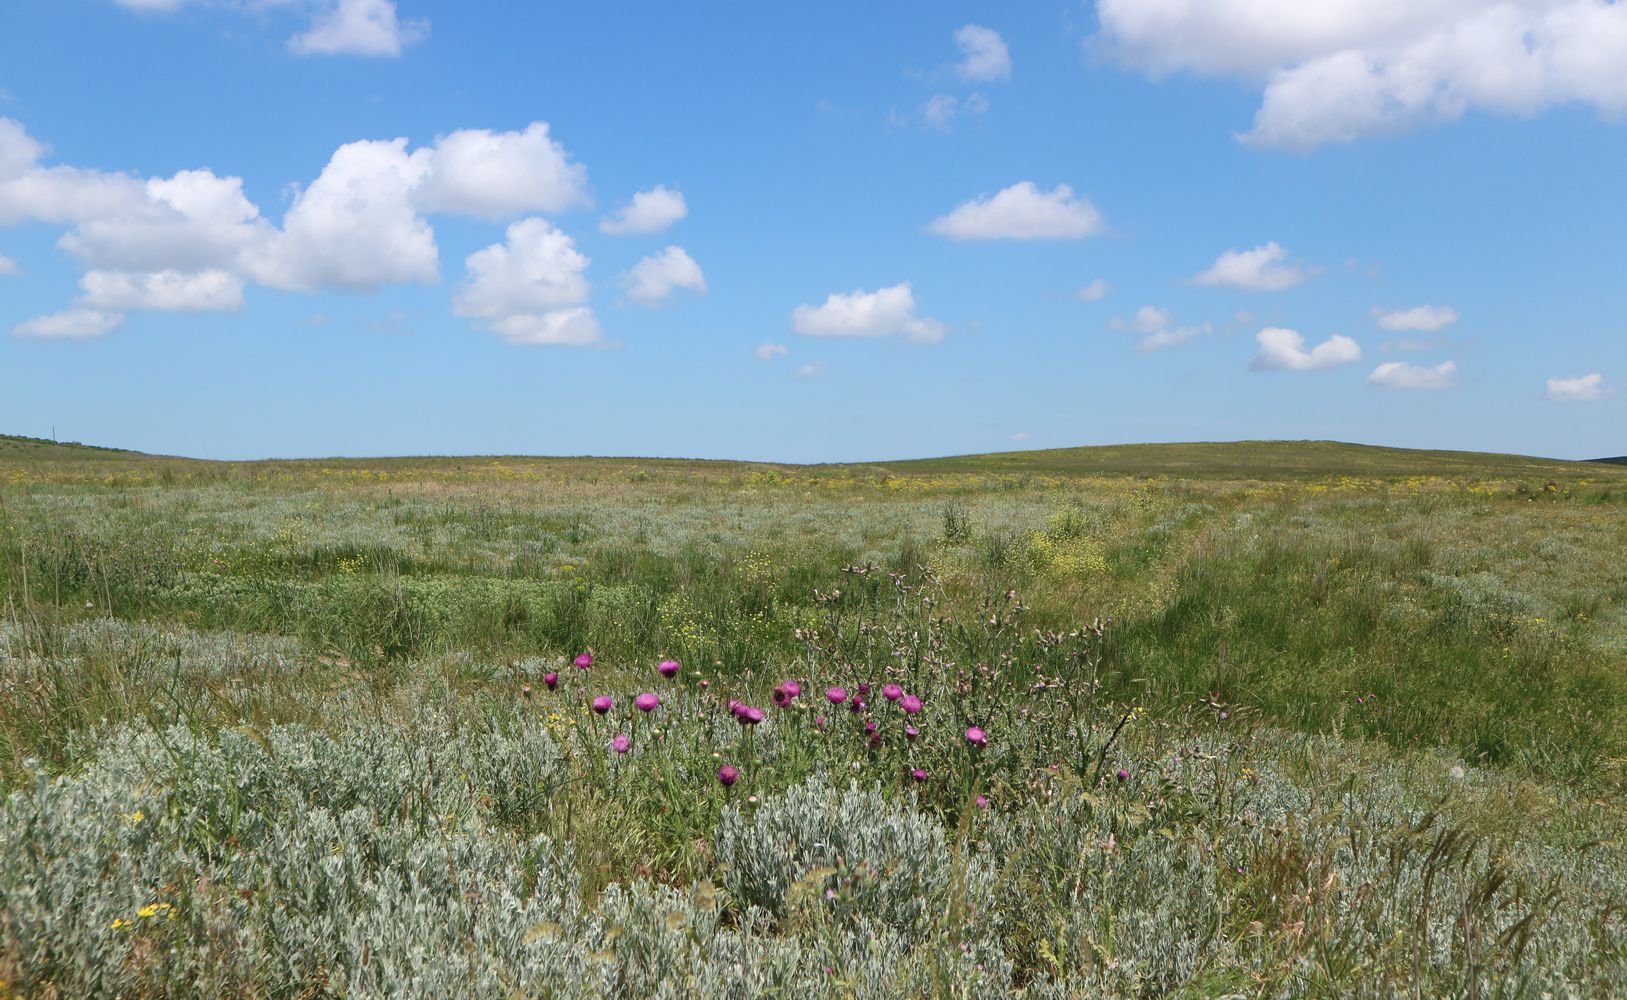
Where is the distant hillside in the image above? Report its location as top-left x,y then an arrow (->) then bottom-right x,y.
3,433 -> 1622,484
1592,456 -> 1627,466
0,434 -> 146,460
872,440 -> 1622,481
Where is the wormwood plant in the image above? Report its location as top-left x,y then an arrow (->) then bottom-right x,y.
3,574 -> 1625,997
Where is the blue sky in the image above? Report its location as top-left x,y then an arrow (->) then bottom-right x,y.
1,0 -> 1623,462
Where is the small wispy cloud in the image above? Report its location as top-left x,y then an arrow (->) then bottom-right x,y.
288,0 -> 429,58
1111,305 -> 1211,351
1545,373 -> 1613,402
13,308 -> 125,340
1368,360 -> 1458,390
929,182 -> 1104,241
1195,241 -> 1311,291
1250,327 -> 1361,371
600,185 -> 687,236
1373,304 -> 1459,332
1076,278 -> 1110,302
920,92 -> 990,131
954,25 -> 1011,82
793,282 -> 945,344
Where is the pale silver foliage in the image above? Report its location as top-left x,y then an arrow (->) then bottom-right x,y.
5,607 -> 1627,996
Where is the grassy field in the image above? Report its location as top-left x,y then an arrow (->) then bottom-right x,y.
3,435 -> 1627,996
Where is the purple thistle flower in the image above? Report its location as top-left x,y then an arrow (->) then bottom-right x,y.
737,706 -> 765,726
882,684 -> 903,702
611,734 -> 630,754
814,715 -> 826,730
635,692 -> 661,713
591,695 -> 613,715
900,694 -> 923,715
910,768 -> 928,782
574,653 -> 593,670
905,724 -> 920,742
543,672 -> 558,691
848,695 -> 866,714
857,682 -> 871,696
657,659 -> 680,678
975,795 -> 989,809
1116,768 -> 1130,782
825,687 -> 847,705
718,764 -> 739,787
965,726 -> 987,748
864,720 -> 878,735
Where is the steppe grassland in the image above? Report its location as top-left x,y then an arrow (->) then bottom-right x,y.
3,438 -> 1627,996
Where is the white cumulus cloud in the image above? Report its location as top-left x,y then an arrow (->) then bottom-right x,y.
454,217 -> 601,347
792,282 -> 946,344
416,123 -> 589,220
1368,359 -> 1459,389
1546,373 -> 1613,401
250,122 -> 587,289
928,182 -> 1104,241
795,362 -> 828,379
1195,242 -> 1309,291
0,253 -> 16,276
456,217 -> 589,316
955,25 -> 1012,82
79,269 -> 244,312
6,116 -> 591,304
2,116 -> 607,329
0,117 -> 146,226
1250,327 -> 1362,370
599,185 -> 687,235
245,138 -> 437,291
13,308 -> 125,340
754,343 -> 789,361
58,168 -> 272,273
1374,304 -> 1459,331
622,246 -> 705,306
1092,0 -> 1627,149
289,0 -> 428,57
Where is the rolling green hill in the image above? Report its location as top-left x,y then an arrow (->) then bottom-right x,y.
4,432 -> 1621,484
0,433 -> 146,460
872,438 -> 1621,480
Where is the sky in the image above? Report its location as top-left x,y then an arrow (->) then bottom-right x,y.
0,0 -> 1623,463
